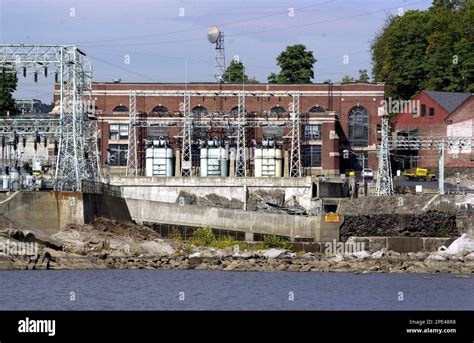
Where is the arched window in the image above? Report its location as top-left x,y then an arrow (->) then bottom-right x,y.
270,106 -> 285,114
112,105 -> 128,112
349,106 -> 369,147
230,106 -> 245,114
152,105 -> 168,113
309,106 -> 325,113
192,106 -> 207,114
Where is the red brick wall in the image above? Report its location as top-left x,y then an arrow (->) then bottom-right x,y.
66,82 -> 385,173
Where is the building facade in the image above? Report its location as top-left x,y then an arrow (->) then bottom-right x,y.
58,82 -> 385,177
392,90 -> 473,170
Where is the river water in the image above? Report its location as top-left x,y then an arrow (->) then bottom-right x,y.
0,270 -> 472,310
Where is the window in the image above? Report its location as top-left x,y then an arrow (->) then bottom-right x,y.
302,145 -> 321,167
112,105 -> 128,112
152,105 -> 168,113
270,106 -> 285,114
303,124 -> 322,140
349,106 -> 369,147
429,107 -> 435,117
192,106 -> 207,115
109,144 -> 128,166
309,106 -> 325,113
421,104 -> 426,117
109,124 -> 128,140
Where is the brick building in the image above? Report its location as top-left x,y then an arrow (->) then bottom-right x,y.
63,82 -> 385,176
392,90 -> 473,169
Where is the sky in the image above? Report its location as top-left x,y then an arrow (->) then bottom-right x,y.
0,0 -> 432,103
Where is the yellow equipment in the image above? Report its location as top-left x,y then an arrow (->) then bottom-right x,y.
403,168 -> 437,181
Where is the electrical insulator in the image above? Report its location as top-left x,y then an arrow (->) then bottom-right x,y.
84,152 -> 89,159
44,137 -> 47,147
44,67 -> 48,77
23,67 -> 27,77
55,72 -> 58,83
1,137 -> 4,148
34,141 -> 37,151
34,72 -> 38,83
23,138 -> 26,147
54,141 -> 58,155
36,134 -> 40,143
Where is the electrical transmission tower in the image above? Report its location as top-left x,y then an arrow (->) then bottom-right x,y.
289,91 -> 302,177
126,91 -> 138,176
376,115 -> 393,196
0,44 -> 99,191
235,92 -> 246,177
181,92 -> 192,176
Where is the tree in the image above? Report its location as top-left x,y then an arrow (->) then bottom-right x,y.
222,60 -> 259,83
0,64 -> 17,115
267,44 -> 316,83
357,69 -> 370,83
371,1 -> 474,99
341,75 -> 355,84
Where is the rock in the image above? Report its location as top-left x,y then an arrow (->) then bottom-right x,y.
369,265 -> 380,272
352,250 -> 370,260
262,249 -> 287,259
426,253 -> 446,261
463,252 -> 474,261
371,250 -> 385,259
300,265 -> 311,272
139,241 -> 175,256
446,234 -> 474,256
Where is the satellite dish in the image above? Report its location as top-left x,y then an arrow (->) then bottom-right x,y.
207,25 -> 221,43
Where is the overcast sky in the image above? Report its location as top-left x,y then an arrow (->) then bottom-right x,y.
1,0 -> 431,102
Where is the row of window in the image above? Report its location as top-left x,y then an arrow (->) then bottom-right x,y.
110,123 -> 323,141
413,104 -> 435,117
112,105 -> 327,113
107,144 -> 323,168
108,104 -> 369,151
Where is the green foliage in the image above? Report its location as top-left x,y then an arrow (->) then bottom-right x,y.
263,235 -> 292,250
210,235 -> 238,249
267,44 -> 316,84
222,60 -> 259,83
341,75 -> 355,84
371,2 -> 474,99
169,228 -> 183,243
0,64 -> 17,115
357,69 -> 370,83
191,226 -> 216,246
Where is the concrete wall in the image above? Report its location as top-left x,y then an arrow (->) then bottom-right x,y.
82,193 -> 132,224
113,176 -> 315,211
0,190 -> 132,235
0,191 -> 83,235
348,236 -> 456,253
126,198 -> 339,242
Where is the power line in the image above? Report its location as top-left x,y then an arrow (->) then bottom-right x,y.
77,0 -> 336,46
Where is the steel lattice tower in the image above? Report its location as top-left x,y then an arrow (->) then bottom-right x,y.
181,92 -> 192,176
235,92 -> 246,177
126,91 -> 138,176
375,116 -> 393,196
289,91 -> 302,177
0,45 -> 98,191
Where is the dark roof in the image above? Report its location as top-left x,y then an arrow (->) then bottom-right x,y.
424,90 -> 471,113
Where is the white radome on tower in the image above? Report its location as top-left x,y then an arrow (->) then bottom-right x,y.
207,25 -> 221,43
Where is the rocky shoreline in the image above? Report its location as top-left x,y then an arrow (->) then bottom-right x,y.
0,217 -> 473,274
